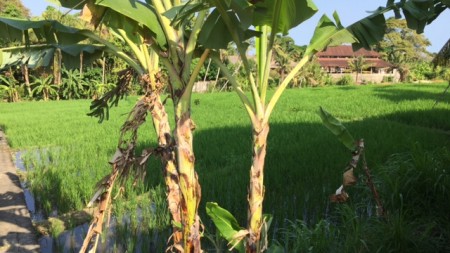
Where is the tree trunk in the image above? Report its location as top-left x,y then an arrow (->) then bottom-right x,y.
246,123 -> 270,253
175,107 -> 202,253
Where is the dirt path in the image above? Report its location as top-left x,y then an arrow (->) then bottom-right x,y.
0,131 -> 39,253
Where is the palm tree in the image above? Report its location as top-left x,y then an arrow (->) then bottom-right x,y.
272,35 -> 303,84
348,56 -> 372,84
31,75 -> 58,101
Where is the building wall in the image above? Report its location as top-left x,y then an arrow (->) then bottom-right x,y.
329,71 -> 400,84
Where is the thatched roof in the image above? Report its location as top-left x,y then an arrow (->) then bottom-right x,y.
317,45 -> 391,69
316,45 -> 382,58
432,38 -> 450,67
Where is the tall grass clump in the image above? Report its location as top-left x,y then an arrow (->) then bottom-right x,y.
372,146 -> 450,252
271,146 -> 450,253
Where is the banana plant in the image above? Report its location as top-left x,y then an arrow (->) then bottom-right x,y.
43,0 -> 211,251
195,0 -> 448,252
1,1 -> 209,251
0,17 -> 105,82
30,75 -> 58,101
0,73 -> 21,102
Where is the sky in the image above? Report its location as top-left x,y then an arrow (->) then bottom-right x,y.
21,0 -> 450,53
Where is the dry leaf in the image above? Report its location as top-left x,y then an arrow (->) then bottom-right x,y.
330,185 -> 349,203
343,168 -> 357,186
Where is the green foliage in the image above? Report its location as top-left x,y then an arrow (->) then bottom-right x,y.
48,217 -> 66,238
31,75 -> 58,101
0,0 -> 30,19
273,220 -> 335,252
410,61 -> 435,81
253,0 -> 318,35
291,59 -> 330,87
41,6 -> 89,29
272,35 -> 304,84
374,17 -> 433,82
439,67 -> 450,81
60,68 -> 88,99
193,58 -> 220,82
206,202 -> 245,252
318,107 -> 356,151
305,12 -> 356,55
335,74 -> 353,86
0,72 -> 21,102
348,56 -> 371,74
1,83 -> 449,251
82,0 -> 167,50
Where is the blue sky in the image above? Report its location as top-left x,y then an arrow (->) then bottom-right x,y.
22,0 -> 450,52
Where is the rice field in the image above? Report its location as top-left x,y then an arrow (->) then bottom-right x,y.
1,83 -> 449,251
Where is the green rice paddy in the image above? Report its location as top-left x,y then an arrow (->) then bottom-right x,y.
1,83 -> 449,251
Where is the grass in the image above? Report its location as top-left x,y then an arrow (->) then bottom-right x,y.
1,83 -> 449,251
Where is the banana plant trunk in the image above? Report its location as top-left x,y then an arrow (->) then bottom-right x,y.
175,104 -> 202,252
21,64 -> 31,97
148,90 -> 184,247
53,48 -> 62,86
247,123 -> 270,253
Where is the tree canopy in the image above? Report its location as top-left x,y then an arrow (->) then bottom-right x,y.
376,18 -> 432,63
0,0 -> 30,19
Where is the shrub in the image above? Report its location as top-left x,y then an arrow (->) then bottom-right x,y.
382,76 -> 394,83
336,74 -> 353,85
410,62 -> 435,81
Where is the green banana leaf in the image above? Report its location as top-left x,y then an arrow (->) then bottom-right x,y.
252,0 -> 318,35
0,44 -> 105,70
319,106 -> 357,151
206,202 -> 245,253
94,0 -> 166,47
305,12 -> 356,55
0,17 -> 85,45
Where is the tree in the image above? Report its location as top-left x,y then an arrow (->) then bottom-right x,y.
348,56 -> 372,83
272,35 -> 303,84
41,6 -> 90,29
377,18 -> 431,62
375,18 -> 432,81
0,0 -> 30,19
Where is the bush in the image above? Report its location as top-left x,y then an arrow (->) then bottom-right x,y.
336,74 -> 353,85
410,62 -> 435,81
382,76 -> 394,83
